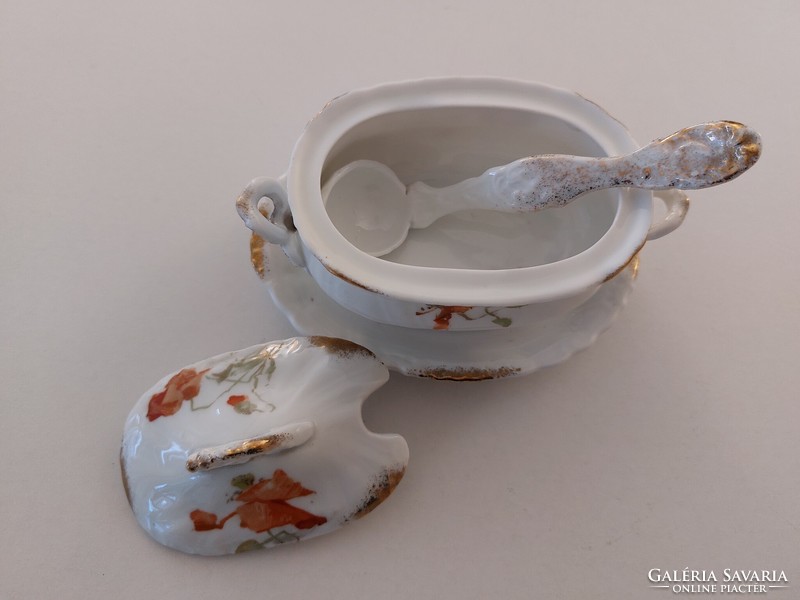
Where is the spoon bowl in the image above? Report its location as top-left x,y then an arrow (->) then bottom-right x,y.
323,161 -> 411,256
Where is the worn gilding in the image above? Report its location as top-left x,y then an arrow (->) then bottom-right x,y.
629,254 -> 640,279
322,262 -> 380,293
247,202 -> 276,279
477,121 -> 760,215
249,233 -> 267,279
186,433 -> 291,472
412,366 -> 522,381
308,335 -> 375,359
604,241 -> 646,283
678,121 -> 760,184
350,466 -> 406,520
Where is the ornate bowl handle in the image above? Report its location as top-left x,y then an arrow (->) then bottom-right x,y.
647,189 -> 690,241
236,177 -> 305,266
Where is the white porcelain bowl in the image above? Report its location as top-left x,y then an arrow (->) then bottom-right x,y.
237,78 -> 687,331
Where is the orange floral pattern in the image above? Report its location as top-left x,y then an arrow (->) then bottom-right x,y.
190,469 -> 327,536
227,394 -> 259,415
147,368 -> 209,421
415,305 -> 516,330
416,305 -> 472,330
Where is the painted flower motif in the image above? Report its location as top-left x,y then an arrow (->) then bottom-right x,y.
190,469 -> 327,535
188,509 -> 220,531
227,394 -> 259,415
416,305 -> 473,330
146,368 -> 209,421
207,346 -> 278,412
415,305 -> 516,330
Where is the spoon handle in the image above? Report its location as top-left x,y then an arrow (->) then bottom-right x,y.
408,121 -> 761,228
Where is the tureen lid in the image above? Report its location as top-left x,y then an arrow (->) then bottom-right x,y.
121,336 -> 408,556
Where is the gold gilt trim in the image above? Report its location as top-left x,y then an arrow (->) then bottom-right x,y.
185,422 -> 314,473
186,434 -> 290,472
349,465 -> 406,520
308,336 -> 376,359
321,262 -> 381,294
603,243 -> 645,283
249,233 -> 267,279
411,365 -> 521,381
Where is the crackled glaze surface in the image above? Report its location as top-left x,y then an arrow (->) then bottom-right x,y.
480,121 -> 760,212
121,337 -> 408,555
406,121 -> 760,222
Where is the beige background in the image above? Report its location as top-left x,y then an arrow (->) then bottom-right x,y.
2,1 -> 798,598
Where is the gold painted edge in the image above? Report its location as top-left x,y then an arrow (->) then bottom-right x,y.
628,254 -> 640,280
349,465 -> 406,520
307,335 -> 376,359
321,262 -> 381,294
186,434 -> 291,473
249,233 -> 267,279
603,242 -> 645,283
410,365 -> 522,381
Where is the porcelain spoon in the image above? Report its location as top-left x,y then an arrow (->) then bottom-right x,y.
322,121 -> 761,256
